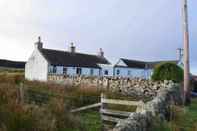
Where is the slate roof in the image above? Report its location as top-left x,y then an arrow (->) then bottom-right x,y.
0,59 -> 25,69
40,48 -> 110,68
118,58 -> 147,69
115,58 -> 178,69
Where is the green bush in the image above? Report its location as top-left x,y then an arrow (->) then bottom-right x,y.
151,62 -> 183,83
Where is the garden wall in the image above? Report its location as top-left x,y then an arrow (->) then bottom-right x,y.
113,84 -> 182,131
49,75 -> 178,98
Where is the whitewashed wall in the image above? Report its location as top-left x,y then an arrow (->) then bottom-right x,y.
25,49 -> 48,81
67,67 -> 77,75
114,59 -> 153,79
98,64 -> 113,77
82,68 -> 100,76
48,65 -> 100,76
144,69 -> 153,79
114,67 -> 150,79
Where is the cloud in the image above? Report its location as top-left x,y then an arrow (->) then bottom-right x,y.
0,0 -> 196,74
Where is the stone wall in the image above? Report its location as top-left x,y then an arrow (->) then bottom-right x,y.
49,75 -> 182,131
49,75 -> 178,98
113,84 -> 182,131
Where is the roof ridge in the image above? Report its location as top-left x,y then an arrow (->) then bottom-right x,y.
120,58 -> 147,63
121,58 -> 178,63
42,48 -> 101,58
39,48 -> 110,67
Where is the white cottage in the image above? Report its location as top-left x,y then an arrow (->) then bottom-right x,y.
114,58 -> 178,79
25,37 -> 111,81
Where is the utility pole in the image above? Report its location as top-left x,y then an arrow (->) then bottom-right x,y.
182,0 -> 190,105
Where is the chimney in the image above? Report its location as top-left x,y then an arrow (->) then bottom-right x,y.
98,48 -> 104,57
34,36 -> 43,49
176,48 -> 183,61
70,42 -> 76,53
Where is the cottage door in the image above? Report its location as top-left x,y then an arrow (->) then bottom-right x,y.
76,68 -> 82,75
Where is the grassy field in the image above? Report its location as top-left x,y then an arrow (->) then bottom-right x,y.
0,73 -> 99,131
3,71 -> 197,131
79,110 -> 102,131
0,72 -> 137,131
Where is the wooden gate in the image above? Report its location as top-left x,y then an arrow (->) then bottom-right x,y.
100,93 -> 144,130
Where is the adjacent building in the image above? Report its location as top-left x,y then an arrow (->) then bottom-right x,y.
114,58 -> 178,79
25,37 -> 111,81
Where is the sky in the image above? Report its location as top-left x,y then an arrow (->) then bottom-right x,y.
0,0 -> 196,74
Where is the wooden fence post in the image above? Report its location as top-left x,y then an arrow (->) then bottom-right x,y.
19,82 -> 24,104
136,100 -> 145,113
100,93 -> 107,131
101,93 -> 107,109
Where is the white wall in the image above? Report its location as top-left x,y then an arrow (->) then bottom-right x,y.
144,69 -> 153,79
67,67 -> 77,76
48,66 -> 63,75
114,67 -> 150,79
114,59 -> 153,79
98,64 -> 113,77
25,48 -> 48,81
48,66 -> 100,76
82,68 -> 100,76
48,65 -> 152,79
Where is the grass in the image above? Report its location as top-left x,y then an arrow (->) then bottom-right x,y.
0,73 -> 88,131
0,67 -> 24,74
0,72 -> 149,131
152,98 -> 197,131
0,73 -> 105,131
79,110 -> 102,131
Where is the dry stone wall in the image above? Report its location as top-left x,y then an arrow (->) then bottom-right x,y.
49,75 -> 178,99
49,75 -> 182,131
113,84 -> 182,131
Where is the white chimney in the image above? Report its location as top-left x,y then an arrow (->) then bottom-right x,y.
69,42 -> 76,53
98,48 -> 104,57
34,36 -> 43,49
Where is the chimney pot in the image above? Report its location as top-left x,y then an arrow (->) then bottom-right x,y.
98,48 -> 104,57
70,42 -> 76,53
35,36 -> 43,49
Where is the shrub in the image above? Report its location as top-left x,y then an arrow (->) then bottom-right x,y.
151,62 -> 183,83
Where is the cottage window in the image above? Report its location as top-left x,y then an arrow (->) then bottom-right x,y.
53,66 -> 57,73
104,70 -> 108,75
63,67 -> 67,75
128,70 -> 131,76
90,69 -> 94,76
49,66 -> 53,73
116,70 -> 120,75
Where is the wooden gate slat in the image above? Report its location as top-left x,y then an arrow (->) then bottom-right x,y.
100,109 -> 131,117
101,115 -> 124,123
101,98 -> 143,106
70,103 -> 101,113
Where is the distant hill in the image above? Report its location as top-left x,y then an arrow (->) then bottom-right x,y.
0,59 -> 26,69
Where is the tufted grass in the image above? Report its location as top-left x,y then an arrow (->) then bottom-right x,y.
0,72 -> 151,131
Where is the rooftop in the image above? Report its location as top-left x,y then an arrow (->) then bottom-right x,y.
40,48 -> 110,68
